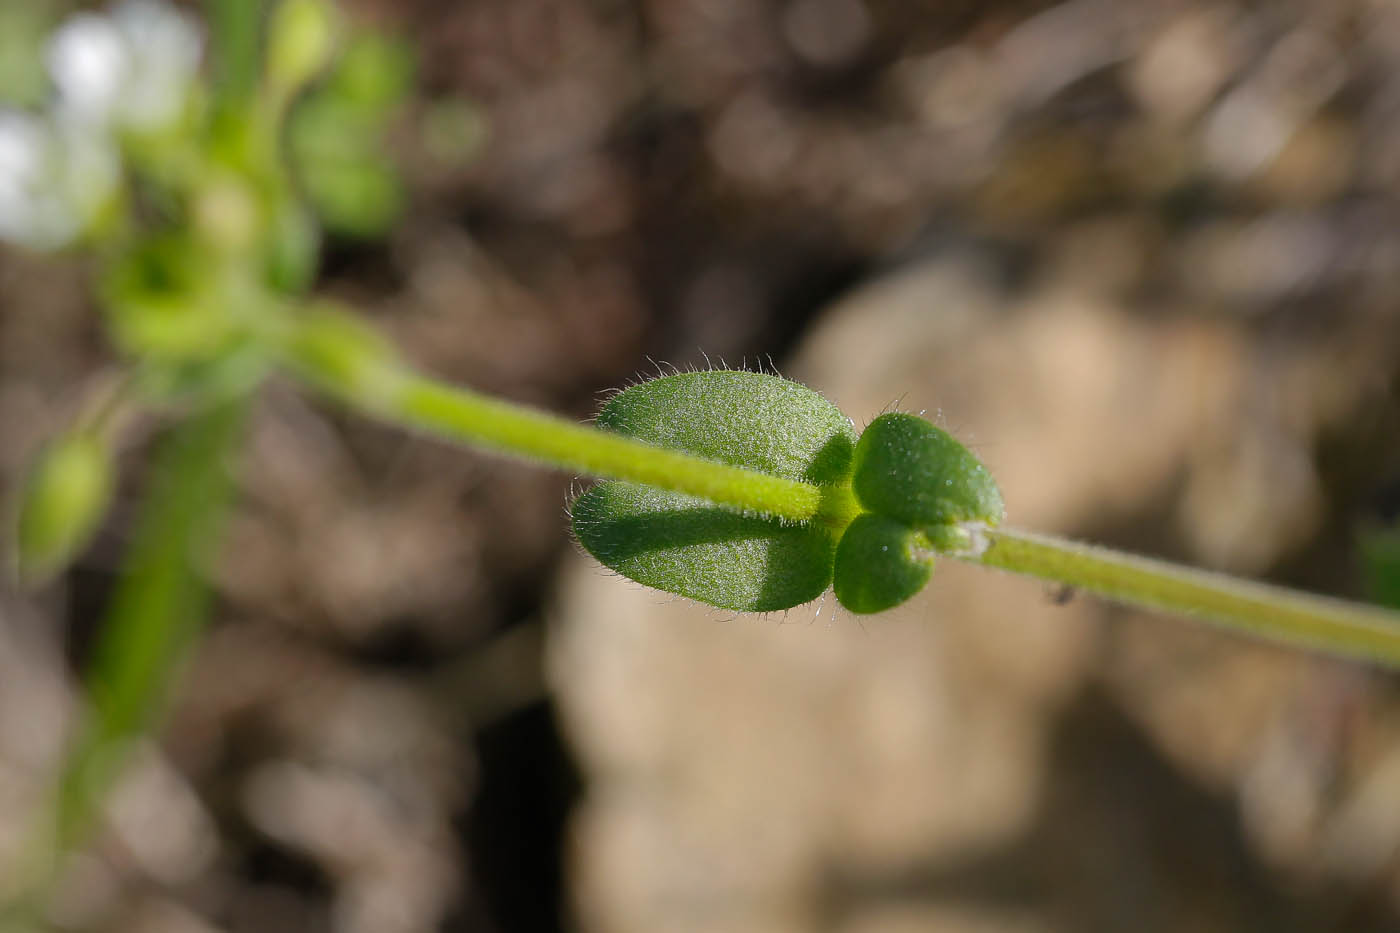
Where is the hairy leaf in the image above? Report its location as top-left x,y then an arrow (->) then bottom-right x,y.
573,371 -> 856,611
595,371 -> 857,485
832,513 -> 935,614
572,483 -> 838,611
851,413 -> 1003,528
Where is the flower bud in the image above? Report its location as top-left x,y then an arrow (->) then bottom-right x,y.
16,431 -> 114,584
267,0 -> 337,96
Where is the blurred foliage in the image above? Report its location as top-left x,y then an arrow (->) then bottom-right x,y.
288,34 -> 414,237
2,0 -> 419,920
14,429 -> 113,585
4,0 -> 1400,930
1363,527 -> 1400,610
0,4 -> 54,108
7,0 -> 415,572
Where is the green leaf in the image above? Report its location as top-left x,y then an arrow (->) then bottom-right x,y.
1362,527 -> 1400,611
287,95 -> 402,236
328,34 -> 414,116
573,371 -> 856,611
832,513 -> 936,614
285,32 -> 413,237
298,156 -> 403,238
594,371 -> 857,485
851,412 -> 1004,529
572,483 -> 838,611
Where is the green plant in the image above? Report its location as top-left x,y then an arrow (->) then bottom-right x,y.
5,0 -> 1400,920
304,355 -> 1400,662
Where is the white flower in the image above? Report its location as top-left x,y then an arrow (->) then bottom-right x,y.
45,0 -> 202,134
109,0 -> 203,131
0,2 -> 201,250
45,12 -> 127,125
0,109 -> 120,250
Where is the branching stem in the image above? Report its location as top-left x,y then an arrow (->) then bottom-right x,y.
290,336 -> 1400,667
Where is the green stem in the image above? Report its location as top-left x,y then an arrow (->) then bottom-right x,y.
390,375 -> 823,522
962,525 -> 1400,666
5,400 -> 246,921
285,320 -> 831,522
205,0 -> 265,109
281,313 -> 1400,665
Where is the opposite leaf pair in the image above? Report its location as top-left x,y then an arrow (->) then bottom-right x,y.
571,370 -> 1004,614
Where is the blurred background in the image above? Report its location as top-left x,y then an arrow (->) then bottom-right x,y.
4,0 -> 1400,930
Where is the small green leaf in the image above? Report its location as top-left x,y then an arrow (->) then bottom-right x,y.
573,371 -> 856,611
287,94 -> 402,236
832,513 -> 935,614
16,431 -> 114,584
851,412 -> 1003,528
286,32 -> 412,238
299,156 -> 403,238
328,34 -> 414,116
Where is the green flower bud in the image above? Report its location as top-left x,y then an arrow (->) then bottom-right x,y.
16,431 -> 114,584
851,412 -> 1004,528
832,513 -> 935,614
267,0 -> 338,96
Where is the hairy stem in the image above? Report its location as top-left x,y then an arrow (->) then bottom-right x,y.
299,355 -> 828,522
282,316 -> 1400,664
961,526 -> 1400,666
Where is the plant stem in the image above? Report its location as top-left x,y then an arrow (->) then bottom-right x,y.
205,0 -> 265,109
961,525 -> 1400,666
344,370 -> 827,523
64,399 -> 246,835
284,322 -> 1400,664
5,399 -> 246,920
